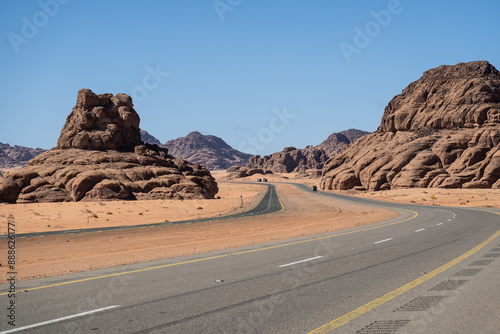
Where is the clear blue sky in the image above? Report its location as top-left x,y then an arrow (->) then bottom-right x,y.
1,0 -> 499,155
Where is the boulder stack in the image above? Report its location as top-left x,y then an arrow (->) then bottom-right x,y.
0,89 -> 218,203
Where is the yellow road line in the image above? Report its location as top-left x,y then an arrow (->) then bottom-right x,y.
0,206 -> 415,296
308,209 -> 500,333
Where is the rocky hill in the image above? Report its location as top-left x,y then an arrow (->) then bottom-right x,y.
164,131 -> 252,170
0,143 -> 46,171
321,61 -> 500,191
246,129 -> 368,174
248,146 -> 328,174
0,89 -> 218,203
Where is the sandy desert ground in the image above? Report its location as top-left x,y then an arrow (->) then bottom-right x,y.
1,171 -> 499,283
0,182 -> 266,234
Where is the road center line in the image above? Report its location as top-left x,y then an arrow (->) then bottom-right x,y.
374,238 -> 393,244
278,256 -> 323,268
0,305 -> 120,334
415,228 -> 426,232
437,223 -> 443,226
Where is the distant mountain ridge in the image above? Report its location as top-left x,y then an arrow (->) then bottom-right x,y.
142,131 -> 253,170
316,129 -> 370,157
0,128 -> 368,177
140,130 -> 162,146
0,142 -> 47,172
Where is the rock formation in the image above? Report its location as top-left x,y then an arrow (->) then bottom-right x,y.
56,89 -> 142,151
164,131 -> 252,170
321,61 -> 500,191
0,89 -> 218,203
226,166 -> 272,178
245,129 -> 368,175
0,143 -> 46,171
248,146 -> 328,174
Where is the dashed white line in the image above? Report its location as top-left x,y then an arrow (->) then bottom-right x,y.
437,223 -> 443,226
0,305 -> 120,333
374,238 -> 393,244
415,228 -> 426,232
278,256 -> 323,268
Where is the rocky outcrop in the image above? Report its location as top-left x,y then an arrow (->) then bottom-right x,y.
56,89 -> 142,151
0,89 -> 218,203
378,61 -> 500,132
0,143 -> 46,170
246,129 -> 367,174
164,131 -> 252,170
226,166 -> 271,178
248,146 -> 328,173
321,61 -> 500,191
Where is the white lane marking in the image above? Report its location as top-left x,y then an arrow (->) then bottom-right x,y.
0,305 -> 120,333
447,219 -> 452,221
374,238 -> 393,244
415,228 -> 426,232
437,223 -> 443,226
278,256 -> 323,268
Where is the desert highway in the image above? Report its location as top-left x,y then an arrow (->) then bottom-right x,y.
0,182 -> 283,239
1,183 -> 500,333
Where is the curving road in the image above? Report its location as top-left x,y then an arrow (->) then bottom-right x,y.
1,183 -> 500,333
0,183 -> 283,239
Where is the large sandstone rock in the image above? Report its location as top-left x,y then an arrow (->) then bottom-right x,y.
322,61 -> 500,191
56,89 -> 142,151
0,89 -> 218,203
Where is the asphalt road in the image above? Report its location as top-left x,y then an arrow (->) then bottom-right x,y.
0,182 -> 283,239
1,183 -> 500,333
